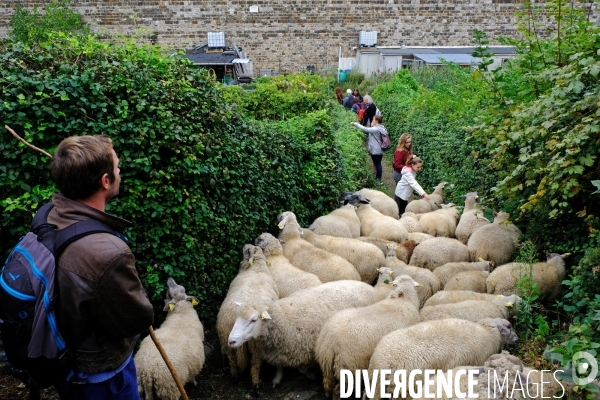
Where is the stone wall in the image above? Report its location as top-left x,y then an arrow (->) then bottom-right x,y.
0,0 -> 549,72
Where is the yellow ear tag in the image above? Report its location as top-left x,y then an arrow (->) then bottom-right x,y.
354,206 -> 358,210
278,222 -> 284,229
191,299 -> 199,306
261,311 -> 270,320
169,303 -> 175,311
267,260 -> 271,266
249,260 -> 253,266
390,271 -> 394,275
506,302 -> 514,308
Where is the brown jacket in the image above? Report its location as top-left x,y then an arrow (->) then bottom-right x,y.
48,193 -> 154,374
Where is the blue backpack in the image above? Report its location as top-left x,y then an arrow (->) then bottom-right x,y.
0,202 -> 121,396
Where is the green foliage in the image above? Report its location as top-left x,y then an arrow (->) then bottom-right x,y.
513,241 -> 544,339
222,73 -> 332,120
0,34 -> 351,321
471,29 -> 494,70
9,0 -> 89,44
345,71 -> 365,88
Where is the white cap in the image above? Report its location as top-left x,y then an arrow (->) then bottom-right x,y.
347,89 -> 352,94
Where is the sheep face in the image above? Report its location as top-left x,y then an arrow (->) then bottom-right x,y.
494,318 -> 519,345
228,305 -> 269,349
162,277 -> 198,311
239,245 -> 267,271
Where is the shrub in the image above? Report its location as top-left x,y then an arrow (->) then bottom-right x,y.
0,35 -> 349,321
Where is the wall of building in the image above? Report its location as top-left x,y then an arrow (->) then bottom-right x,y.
0,0 -> 566,72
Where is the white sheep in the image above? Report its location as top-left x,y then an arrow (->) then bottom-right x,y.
355,188 -> 400,219
278,211 -> 361,282
455,194 -> 491,244
433,260 -> 492,289
405,198 -> 437,214
315,275 -> 421,397
355,203 -> 409,243
467,211 -> 521,265
227,279 -> 386,387
443,270 -> 489,293
486,253 -> 567,301
309,194 -> 368,238
407,231 -> 434,244
409,237 -> 470,271
301,228 -> 384,284
385,245 -> 440,308
418,203 -> 459,237
254,233 -> 322,297
373,267 -> 396,300
428,181 -> 448,206
136,278 -> 205,400
423,290 -> 504,308
419,294 -> 522,322
356,237 -> 417,264
399,211 -> 423,233
366,318 -> 519,399
216,245 -> 279,387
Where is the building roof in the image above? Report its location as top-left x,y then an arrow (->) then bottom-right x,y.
182,50 -> 238,65
374,46 -> 516,56
413,53 -> 482,65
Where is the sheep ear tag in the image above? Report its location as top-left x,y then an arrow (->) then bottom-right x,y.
278,222 -> 284,229
261,311 -> 272,320
191,299 -> 199,306
267,260 -> 271,266
169,303 -> 175,311
506,302 -> 514,308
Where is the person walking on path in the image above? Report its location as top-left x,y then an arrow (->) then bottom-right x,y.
48,135 -> 154,399
351,114 -> 388,182
395,155 -> 430,215
393,133 -> 413,184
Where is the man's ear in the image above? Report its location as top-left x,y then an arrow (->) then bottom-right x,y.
100,173 -> 110,189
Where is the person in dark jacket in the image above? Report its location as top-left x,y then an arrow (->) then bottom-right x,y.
361,99 -> 377,126
49,135 -> 154,400
342,89 -> 355,109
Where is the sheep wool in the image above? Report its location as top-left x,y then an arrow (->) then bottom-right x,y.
356,237 -> 416,264
409,237 -> 470,271
399,212 -> 423,233
428,182 -> 448,206
486,253 -> 567,301
227,280 -> 383,387
405,198 -> 438,214
455,195 -> 491,244
136,278 -> 205,400
356,188 -> 400,219
315,275 -> 421,397
385,245 -> 440,308
309,203 -> 362,238
433,260 -> 492,289
216,245 -> 279,387
418,204 -> 459,238
443,270 -> 489,293
255,233 -> 322,298
407,232 -> 434,244
423,290 -> 503,308
467,211 -> 521,266
367,318 -> 519,400
355,203 -> 409,243
419,294 -> 522,323
278,211 -> 361,282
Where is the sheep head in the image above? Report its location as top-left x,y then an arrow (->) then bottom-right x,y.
162,277 -> 199,311
228,304 -> 270,349
254,232 -> 282,257
493,318 -> 519,345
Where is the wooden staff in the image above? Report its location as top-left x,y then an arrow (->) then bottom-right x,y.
4,124 -> 189,400
148,326 -> 189,400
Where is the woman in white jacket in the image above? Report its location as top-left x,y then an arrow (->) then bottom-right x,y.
394,155 -> 430,215
351,115 -> 388,182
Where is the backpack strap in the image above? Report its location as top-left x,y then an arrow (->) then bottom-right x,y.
31,203 -> 55,233
54,220 -> 120,258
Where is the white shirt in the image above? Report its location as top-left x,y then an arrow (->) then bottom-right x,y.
395,166 -> 426,201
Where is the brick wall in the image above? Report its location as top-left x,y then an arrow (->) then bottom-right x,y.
0,0 -> 579,72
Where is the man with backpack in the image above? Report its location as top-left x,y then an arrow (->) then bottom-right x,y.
1,135 -> 154,399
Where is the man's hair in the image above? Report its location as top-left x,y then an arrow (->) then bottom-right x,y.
50,136 -> 115,200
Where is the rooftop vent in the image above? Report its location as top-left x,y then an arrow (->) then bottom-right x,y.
208,32 -> 226,48
359,31 -> 377,47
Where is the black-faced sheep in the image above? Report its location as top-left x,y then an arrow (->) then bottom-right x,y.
136,278 -> 205,400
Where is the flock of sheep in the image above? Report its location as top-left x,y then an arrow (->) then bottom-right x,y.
132,184 -> 570,399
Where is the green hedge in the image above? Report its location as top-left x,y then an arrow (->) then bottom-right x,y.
0,35 -> 351,320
